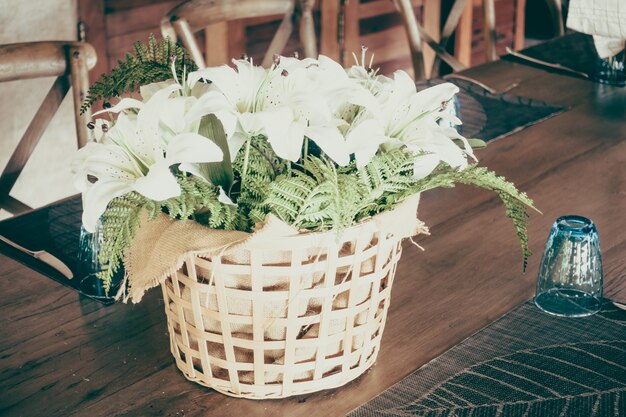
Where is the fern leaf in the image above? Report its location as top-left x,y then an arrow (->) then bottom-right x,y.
81,35 -> 196,113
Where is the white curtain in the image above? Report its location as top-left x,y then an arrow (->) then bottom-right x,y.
567,0 -> 626,58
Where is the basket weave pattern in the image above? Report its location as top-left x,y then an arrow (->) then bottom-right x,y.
161,220 -> 404,399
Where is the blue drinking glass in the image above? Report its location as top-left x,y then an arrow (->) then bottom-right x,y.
77,220 -> 123,304
535,215 -> 603,317
439,95 -> 463,134
592,48 -> 626,87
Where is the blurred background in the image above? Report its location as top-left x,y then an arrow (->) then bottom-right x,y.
0,0 -> 565,217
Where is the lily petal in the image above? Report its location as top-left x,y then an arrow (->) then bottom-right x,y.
411,83 -> 459,115
158,96 -> 189,134
136,83 -> 183,146
166,132 -> 224,164
305,126 -> 350,166
345,118 -> 386,167
257,108 -> 304,161
411,152 -> 440,180
188,65 -> 241,106
184,91 -> 235,125
131,160 -> 181,201
82,180 -> 132,232
108,113 -> 161,167
218,187 -> 237,206
439,126 -> 476,160
228,132 -> 248,161
92,97 -> 144,117
139,79 -> 178,101
239,112 -> 264,135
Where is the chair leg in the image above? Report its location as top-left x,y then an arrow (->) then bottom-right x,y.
67,44 -> 93,149
174,19 -> 207,68
204,22 -> 229,66
483,0 -> 498,62
161,17 -> 177,43
262,6 -> 295,67
418,26 -> 465,73
545,0 -> 564,36
298,0 -> 318,59
342,0 -> 360,66
394,0 -> 426,80
431,0 -> 471,75
320,0 -> 341,61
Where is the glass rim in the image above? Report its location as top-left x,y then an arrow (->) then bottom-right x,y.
555,215 -> 595,233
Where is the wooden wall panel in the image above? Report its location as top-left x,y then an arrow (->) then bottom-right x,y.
106,1 -> 177,37
105,0 -> 178,68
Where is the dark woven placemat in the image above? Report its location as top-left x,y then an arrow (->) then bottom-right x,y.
503,32 -> 626,87
0,196 -> 85,292
350,301 -> 626,417
416,78 -> 566,142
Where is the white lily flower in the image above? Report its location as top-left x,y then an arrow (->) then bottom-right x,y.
217,187 -> 237,206
188,56 -> 361,166
96,77 -> 232,144
344,70 -> 475,175
189,60 -> 282,159
345,118 -> 386,168
76,100 -> 224,232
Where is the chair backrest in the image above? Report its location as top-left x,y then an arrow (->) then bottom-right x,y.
394,0 -> 498,79
0,41 -> 96,215
161,0 -> 318,69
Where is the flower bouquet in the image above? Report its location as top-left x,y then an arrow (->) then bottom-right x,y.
74,38 -> 536,398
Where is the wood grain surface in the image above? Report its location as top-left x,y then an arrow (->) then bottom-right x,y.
1,59 -> 625,417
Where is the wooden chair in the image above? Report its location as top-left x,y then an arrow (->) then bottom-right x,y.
161,0 -> 318,69
546,0 -> 565,36
394,0 -> 498,80
0,41 -> 96,215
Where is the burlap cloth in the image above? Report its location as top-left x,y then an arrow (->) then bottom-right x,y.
122,194 -> 426,303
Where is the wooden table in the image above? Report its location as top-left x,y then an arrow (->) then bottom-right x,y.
1,59 -> 625,417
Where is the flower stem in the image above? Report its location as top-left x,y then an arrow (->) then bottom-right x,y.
303,137 -> 309,161
303,137 -> 309,174
241,136 -> 252,183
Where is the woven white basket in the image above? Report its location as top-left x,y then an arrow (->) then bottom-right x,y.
161,217 -> 405,399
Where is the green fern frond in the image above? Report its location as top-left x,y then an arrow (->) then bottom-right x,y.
350,149 -> 417,219
159,175 -> 248,230
262,148 -> 536,267
96,175 -> 248,293
232,136 -> 290,225
97,192 -> 148,292
407,164 -> 538,268
80,35 -> 196,113
263,156 -> 364,230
